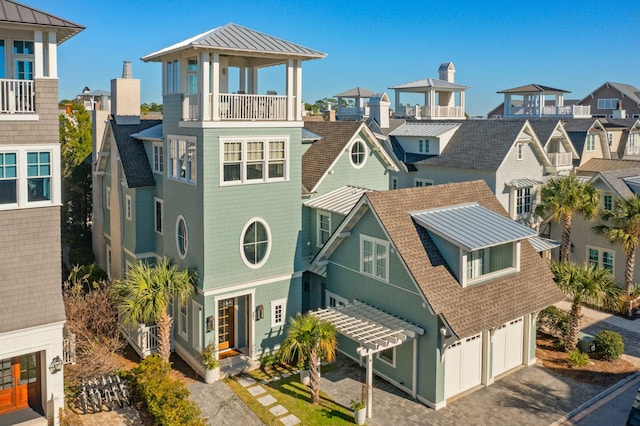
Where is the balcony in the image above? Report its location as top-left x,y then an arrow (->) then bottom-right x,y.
183,93 -> 294,121
0,79 -> 35,114
507,104 -> 590,118
546,152 -> 573,173
396,104 -> 464,119
336,105 -> 370,120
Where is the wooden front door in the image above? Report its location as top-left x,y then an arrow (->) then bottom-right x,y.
218,298 -> 235,350
0,356 -> 31,415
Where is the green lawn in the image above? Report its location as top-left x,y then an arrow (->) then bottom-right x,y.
225,366 -> 356,426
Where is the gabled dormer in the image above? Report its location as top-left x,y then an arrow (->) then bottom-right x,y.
141,23 -> 325,124
388,122 -> 460,156
411,202 -> 536,287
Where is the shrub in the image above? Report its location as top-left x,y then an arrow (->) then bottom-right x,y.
567,349 -> 590,367
132,355 -> 206,426
538,306 -> 570,340
259,349 -> 282,370
594,330 -> 624,361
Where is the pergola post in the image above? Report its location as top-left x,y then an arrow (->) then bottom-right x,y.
366,353 -> 373,418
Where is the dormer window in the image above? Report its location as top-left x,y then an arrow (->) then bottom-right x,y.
419,139 -> 430,153
585,134 -> 597,152
464,242 -> 517,285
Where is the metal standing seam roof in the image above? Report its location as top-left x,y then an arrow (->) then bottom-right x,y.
389,122 -> 460,137
304,186 -> 372,215
131,123 -> 163,141
389,78 -> 470,90
508,178 -> 543,188
142,23 -> 326,61
528,236 -> 560,253
0,0 -> 84,43
310,300 -> 424,356
411,202 -> 537,251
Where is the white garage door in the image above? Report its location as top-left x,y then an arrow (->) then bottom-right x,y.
444,333 -> 482,399
492,317 -> 524,377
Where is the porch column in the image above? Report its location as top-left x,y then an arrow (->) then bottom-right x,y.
295,59 -> 303,121
412,339 -> 417,399
505,94 -> 511,116
481,329 -> 493,385
286,59 -> 294,121
200,52 -> 211,121
524,313 -> 534,365
366,353 -> 373,418
47,32 -> 57,78
239,66 -> 246,93
34,31 -> 44,78
394,89 -> 400,115
248,67 -> 258,94
539,94 -> 544,117
460,91 -> 465,117
211,53 -> 220,121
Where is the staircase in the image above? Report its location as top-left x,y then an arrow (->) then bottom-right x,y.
219,351 -> 259,379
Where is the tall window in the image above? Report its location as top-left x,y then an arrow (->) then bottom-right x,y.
607,133 -> 613,148
241,218 -> 271,268
516,188 -> 531,215
165,60 -> 179,94
603,194 -> 613,211
516,143 -> 524,160
418,139 -> 429,153
318,211 -> 331,247
168,136 -> 196,184
187,59 -> 198,96
466,249 -> 486,279
153,143 -> 164,173
585,134 -> 596,152
597,99 -> 618,110
0,152 -> 17,204
360,235 -> 389,281
125,195 -> 132,220
13,40 -> 33,80
105,186 -> 111,210
627,133 -> 639,155
176,216 -> 188,259
154,198 -> 163,234
350,140 -> 367,168
221,137 -> 288,184
0,40 -> 5,78
587,247 -> 614,273
27,151 -> 50,202
179,302 -> 188,339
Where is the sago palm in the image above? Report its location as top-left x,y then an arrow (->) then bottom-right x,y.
110,257 -> 196,363
549,261 -> 620,351
280,313 -> 337,404
536,176 -> 599,262
593,194 -> 640,297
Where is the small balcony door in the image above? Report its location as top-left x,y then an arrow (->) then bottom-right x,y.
218,298 -> 235,350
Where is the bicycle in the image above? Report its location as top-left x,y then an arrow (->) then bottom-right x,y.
100,376 -> 114,411
78,381 -> 89,414
114,375 -> 131,406
88,379 -> 102,413
108,375 -> 123,408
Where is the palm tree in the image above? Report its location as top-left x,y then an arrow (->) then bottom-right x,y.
593,194 -> 640,297
536,175 -> 599,262
280,313 -> 337,404
111,257 -> 196,363
550,261 -> 621,351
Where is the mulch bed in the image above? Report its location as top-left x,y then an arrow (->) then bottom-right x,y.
536,332 -> 637,387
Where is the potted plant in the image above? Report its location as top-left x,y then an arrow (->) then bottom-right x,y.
202,342 -> 220,384
350,399 -> 366,425
297,356 -> 310,386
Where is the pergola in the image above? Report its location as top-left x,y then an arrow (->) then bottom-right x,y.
310,300 -> 424,419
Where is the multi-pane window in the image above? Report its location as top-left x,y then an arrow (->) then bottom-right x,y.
0,358 -> 12,390
597,99 -> 618,110
13,40 -> 34,80
168,137 -> 196,184
391,177 -> 398,190
165,60 -> 179,94
176,216 -> 188,258
586,134 -> 596,152
607,133 -> 613,148
516,188 -> 531,215
588,247 -> 614,273
221,138 -> 288,184
318,211 -> 331,247
418,139 -> 430,153
154,199 -> 163,234
466,249 -> 486,279
153,143 -> 164,173
361,235 -> 389,281
242,219 -> 270,267
179,302 -> 188,338
603,194 -> 613,211
187,59 -> 198,95
19,354 -> 37,385
271,299 -> 286,328
0,152 -> 17,204
627,133 -> 639,155
516,143 -> 524,160
350,140 -> 366,167
465,243 -> 515,285
415,179 -> 433,187
27,152 -> 50,202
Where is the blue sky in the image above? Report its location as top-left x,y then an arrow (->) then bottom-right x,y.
25,0 -> 639,117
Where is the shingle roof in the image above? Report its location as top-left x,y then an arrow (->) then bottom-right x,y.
142,23 -> 326,62
581,82 -> 640,105
364,181 -> 564,338
593,168 -> 640,199
334,87 -> 375,98
528,120 -> 561,145
389,78 -> 470,90
302,121 -> 366,193
111,118 -> 162,188
0,0 -> 84,43
497,84 -> 569,94
414,120 -> 531,171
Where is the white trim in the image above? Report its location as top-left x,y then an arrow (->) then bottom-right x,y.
125,194 -> 132,220
192,301 -> 203,351
154,198 -> 164,235
176,215 -> 189,259
586,245 -> 615,274
213,289 -> 256,360
270,298 -> 287,328
180,120 -> 303,129
105,186 -> 111,210
317,210 -> 331,248
106,244 -> 112,279
348,138 -> 368,169
178,300 -> 188,340
0,114 -> 39,121
219,136 -> 290,186
376,346 -> 396,368
123,247 -> 160,260
152,142 -> 164,174
359,234 -> 390,282
167,134 -> 197,185
239,217 -> 272,269
201,271 -> 303,296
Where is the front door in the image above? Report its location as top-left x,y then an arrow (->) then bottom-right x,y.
0,354 -> 38,415
218,298 -> 235,350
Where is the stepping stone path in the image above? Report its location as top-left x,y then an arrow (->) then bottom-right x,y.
236,373 -> 301,425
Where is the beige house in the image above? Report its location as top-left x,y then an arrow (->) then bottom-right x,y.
579,81 -> 640,119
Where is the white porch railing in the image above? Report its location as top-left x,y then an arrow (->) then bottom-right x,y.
120,321 -> 159,358
337,106 -> 370,118
548,152 -> 572,167
0,79 -> 35,114
396,104 -> 463,119
572,105 -> 591,117
218,93 -> 288,121
63,334 -> 76,365
508,104 -> 591,118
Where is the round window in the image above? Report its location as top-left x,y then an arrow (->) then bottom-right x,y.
176,216 -> 188,258
240,218 -> 271,268
350,140 -> 367,168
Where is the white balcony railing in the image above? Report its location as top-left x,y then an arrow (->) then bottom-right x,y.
337,106 -> 370,118
508,104 -> 591,118
548,152 -> 573,167
183,93 -> 290,121
0,79 -> 35,114
396,104 -> 463,119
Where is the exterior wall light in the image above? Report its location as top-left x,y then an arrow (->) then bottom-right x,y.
49,356 -> 63,374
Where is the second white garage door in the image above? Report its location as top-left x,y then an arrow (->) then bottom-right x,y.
444,333 -> 482,399
492,317 -> 524,377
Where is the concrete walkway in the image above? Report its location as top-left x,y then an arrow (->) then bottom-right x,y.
188,380 -> 264,426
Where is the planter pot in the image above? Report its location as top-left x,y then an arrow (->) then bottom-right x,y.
205,367 -> 220,384
354,407 -> 366,425
300,369 -> 310,386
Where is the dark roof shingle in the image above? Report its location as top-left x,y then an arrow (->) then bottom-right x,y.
111,118 -> 162,188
